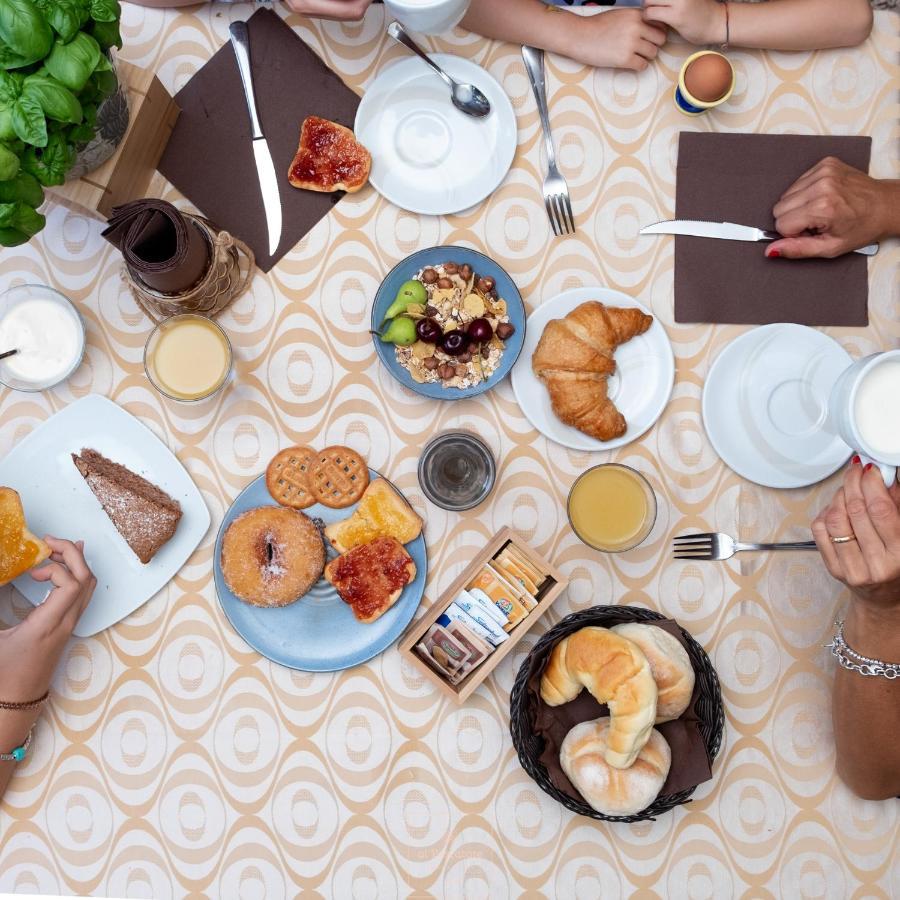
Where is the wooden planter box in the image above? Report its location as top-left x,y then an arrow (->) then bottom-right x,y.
399,527 -> 569,703
48,61 -> 180,219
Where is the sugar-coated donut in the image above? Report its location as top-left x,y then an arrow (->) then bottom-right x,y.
221,506 -> 325,607
561,717 -> 671,817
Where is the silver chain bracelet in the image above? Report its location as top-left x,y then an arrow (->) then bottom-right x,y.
825,620 -> 900,679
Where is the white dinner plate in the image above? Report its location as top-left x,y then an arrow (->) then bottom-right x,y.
0,394 -> 210,636
702,323 -> 853,489
355,55 -> 516,215
511,287 -> 675,451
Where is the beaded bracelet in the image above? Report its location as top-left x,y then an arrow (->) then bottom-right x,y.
825,620 -> 900,679
0,690 -> 50,711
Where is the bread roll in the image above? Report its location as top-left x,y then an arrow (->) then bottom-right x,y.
561,717 -> 671,817
611,623 -> 695,722
540,626 -> 657,768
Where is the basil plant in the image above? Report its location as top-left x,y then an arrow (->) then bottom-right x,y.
0,0 -> 122,247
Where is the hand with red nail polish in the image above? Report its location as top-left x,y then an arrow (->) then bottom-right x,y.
767,157 -> 900,259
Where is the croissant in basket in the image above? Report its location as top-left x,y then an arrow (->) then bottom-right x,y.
532,301 -> 652,441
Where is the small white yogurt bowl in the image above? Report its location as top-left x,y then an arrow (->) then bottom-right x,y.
0,284 -> 86,392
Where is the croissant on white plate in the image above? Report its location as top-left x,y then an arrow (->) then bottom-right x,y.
532,301 -> 653,441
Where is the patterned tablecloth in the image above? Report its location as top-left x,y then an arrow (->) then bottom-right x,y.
1,4 -> 899,897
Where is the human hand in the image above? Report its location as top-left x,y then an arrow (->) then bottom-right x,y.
283,0 -> 372,21
0,538 -> 95,703
643,0 -> 724,46
565,9 -> 667,72
767,157 -> 898,259
812,461 -> 900,612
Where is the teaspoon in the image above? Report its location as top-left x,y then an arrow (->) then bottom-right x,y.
0,349 -> 18,361
387,22 -> 491,119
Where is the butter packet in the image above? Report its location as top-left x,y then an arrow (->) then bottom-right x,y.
443,601 -> 507,646
467,567 -> 529,627
456,586 -> 508,627
502,543 -> 546,584
486,562 -> 538,612
492,552 -> 539,598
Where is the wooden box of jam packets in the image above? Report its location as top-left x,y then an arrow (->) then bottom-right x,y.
398,527 -> 569,703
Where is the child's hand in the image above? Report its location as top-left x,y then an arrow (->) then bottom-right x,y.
0,538 -> 95,703
643,0 -> 726,46
570,9 -> 667,72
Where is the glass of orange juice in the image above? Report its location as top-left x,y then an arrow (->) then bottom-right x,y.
144,314 -> 233,402
567,463 -> 657,553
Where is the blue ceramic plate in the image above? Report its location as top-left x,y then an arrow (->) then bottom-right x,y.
371,246 -> 526,400
214,470 -> 427,671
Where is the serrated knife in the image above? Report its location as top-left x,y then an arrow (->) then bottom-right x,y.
229,21 -> 282,258
640,219 -> 878,256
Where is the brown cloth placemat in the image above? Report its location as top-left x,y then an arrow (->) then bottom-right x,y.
158,8 -> 361,272
527,619 -> 711,802
674,132 -> 871,326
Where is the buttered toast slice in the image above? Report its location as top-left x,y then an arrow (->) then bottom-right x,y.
324,479 -> 423,553
0,487 -> 51,586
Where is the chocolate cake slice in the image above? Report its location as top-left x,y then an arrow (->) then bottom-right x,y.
72,449 -> 182,564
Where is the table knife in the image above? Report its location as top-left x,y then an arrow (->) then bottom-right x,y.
640,219 -> 879,256
229,21 -> 282,258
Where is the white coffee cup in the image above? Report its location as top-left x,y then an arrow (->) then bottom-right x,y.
384,0 -> 471,35
828,349 -> 900,487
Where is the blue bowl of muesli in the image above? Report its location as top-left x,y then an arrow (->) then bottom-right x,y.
371,246 -> 526,400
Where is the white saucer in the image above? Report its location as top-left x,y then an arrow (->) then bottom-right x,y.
702,324 -> 853,489
355,55 -> 516,216
511,287 -> 675,452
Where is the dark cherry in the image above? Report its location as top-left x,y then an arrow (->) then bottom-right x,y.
415,317 -> 442,343
466,317 -> 493,344
440,330 -> 471,356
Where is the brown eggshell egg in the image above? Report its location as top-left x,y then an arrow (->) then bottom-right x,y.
684,53 -> 733,103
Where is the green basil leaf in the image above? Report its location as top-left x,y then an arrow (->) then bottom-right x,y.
44,32 -> 100,92
90,67 -> 116,99
0,70 -> 22,105
10,198 -> 42,234
93,51 -> 111,72
0,170 -> 42,205
0,200 -> 16,225
11,93 -> 46,146
90,0 -> 118,24
0,0 -> 53,66
88,17 -> 120,51
0,107 -> 15,141
34,0 -> 91,43
66,120 -> 93,144
21,131 -> 71,184
0,140 -> 18,179
0,226 -> 28,245
23,73 -> 82,124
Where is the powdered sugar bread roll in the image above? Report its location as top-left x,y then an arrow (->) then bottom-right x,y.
560,717 -> 671,817
611,623 -> 695,722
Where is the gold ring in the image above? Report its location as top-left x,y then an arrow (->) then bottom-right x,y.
831,534 -> 857,544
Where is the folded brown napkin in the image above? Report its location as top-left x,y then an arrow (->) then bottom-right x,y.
102,200 -> 211,294
674,132 -> 871,326
526,617 -> 712,805
158,8 -> 362,273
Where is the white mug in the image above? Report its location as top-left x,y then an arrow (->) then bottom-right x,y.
828,349 -> 900,487
384,0 -> 471,35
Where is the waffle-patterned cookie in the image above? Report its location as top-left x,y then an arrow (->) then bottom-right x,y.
266,446 -> 318,509
310,446 -> 369,509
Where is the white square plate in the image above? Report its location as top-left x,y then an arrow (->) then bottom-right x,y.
0,394 -> 210,636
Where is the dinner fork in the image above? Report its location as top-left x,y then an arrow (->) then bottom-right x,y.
521,45 -> 575,237
673,532 -> 818,561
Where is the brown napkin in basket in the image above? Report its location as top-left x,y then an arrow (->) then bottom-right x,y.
674,132 -> 871,326
527,618 -> 712,802
157,8 -> 362,273
102,200 -> 211,294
